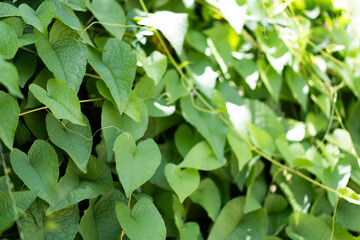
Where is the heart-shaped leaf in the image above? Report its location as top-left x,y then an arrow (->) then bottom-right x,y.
0,91 -> 20,150
113,133 -> 161,197
115,198 -> 166,240
165,163 -> 200,203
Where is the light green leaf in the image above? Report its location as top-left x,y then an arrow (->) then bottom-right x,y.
165,163 -> 200,203
258,59 -> 282,102
181,96 -> 228,163
145,98 -> 176,117
87,0 -> 126,39
233,58 -> 259,90
165,69 -> 188,104
247,123 -> 276,155
0,190 -> 37,232
337,199 -> 360,232
285,68 -> 308,111
10,140 -> 59,204
0,91 -> 20,150
113,133 -> 161,197
115,198 -> 166,240
101,99 -> 148,161
338,187 -> 360,206
19,198 -> 79,240
87,39 -> 137,113
179,141 -> 226,170
46,113 -> 92,172
35,20 -> 86,92
64,0 -> 86,11
227,130 -> 252,171
15,52 -> 37,88
137,49 -> 167,84
47,0 -> 83,30
208,197 -> 245,240
179,222 -> 201,240
2,17 -> 23,37
146,11 -> 188,56
285,212 -> 333,240
190,178 -> 221,221
0,2 -> 20,17
174,124 -> 203,157
29,78 -> 85,125
325,128 -> 355,153
0,21 -> 18,59
79,190 -> 128,240
19,2 -> 55,33
18,33 -> 40,47
49,159 -> 113,212
0,56 -> 23,98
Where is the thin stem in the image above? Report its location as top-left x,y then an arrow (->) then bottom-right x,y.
330,197 -> 339,240
20,46 -> 37,55
120,194 -> 132,240
19,98 -> 104,117
85,73 -> 102,79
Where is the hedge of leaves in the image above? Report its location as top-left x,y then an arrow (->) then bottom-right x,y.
1,0 -> 360,239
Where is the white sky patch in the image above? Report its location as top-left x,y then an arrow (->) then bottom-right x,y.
245,71 -> 259,90
226,102 -> 251,135
286,123 -> 305,142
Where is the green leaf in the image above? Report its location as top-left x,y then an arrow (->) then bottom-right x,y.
113,133 -> 161,197
181,96 -> 228,163
29,78 -> 85,126
325,128 -> 355,153
336,199 -> 360,232
10,140 -> 59,204
285,212 -> 333,240
285,68 -> 309,111
49,159 -> 113,212
101,99 -> 148,161
86,39 -> 137,113
165,163 -> 200,203
165,69 -> 188,104
179,141 -> 226,170
19,198 -> 79,240
137,49 -> 167,84
47,0 -> 83,30
0,21 -> 18,59
208,197 -> 245,240
258,59 -> 282,102
2,17 -> 23,37
227,130 -> 252,171
233,58 -> 259,90
0,2 -> 20,17
35,20 -> 86,92
65,0 -> 86,11
87,0 -> 125,39
226,208 -> 268,240
247,123 -> 276,155
19,2 -> 55,33
18,33 -> 40,47
174,124 -> 203,157
179,222 -> 201,240
190,178 -> 221,221
79,190 -> 128,240
145,11 -> 188,56
46,113 -> 92,172
0,56 -> 23,98
15,52 -> 37,88
115,198 -> 166,240
0,190 -> 37,232
0,91 -> 20,150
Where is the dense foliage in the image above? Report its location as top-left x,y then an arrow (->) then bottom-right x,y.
1,0 -> 360,239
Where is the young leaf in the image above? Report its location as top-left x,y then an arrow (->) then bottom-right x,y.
19,199 -> 79,240
190,178 -> 221,221
179,141 -> 226,170
0,21 -> 18,59
136,49 -> 167,84
0,91 -> 20,150
46,113 -> 92,172
0,57 -> 23,98
86,39 -> 137,113
79,190 -> 128,240
164,69 -> 188,104
19,2 -> 55,33
87,0 -> 126,39
227,130 -> 252,171
174,124 -> 203,157
165,163 -> 200,203
29,78 -> 85,126
113,134 -> 161,197
115,198 -> 166,240
0,2 -> 20,17
35,20 -> 86,92
10,140 -> 59,204
47,0 -> 83,30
